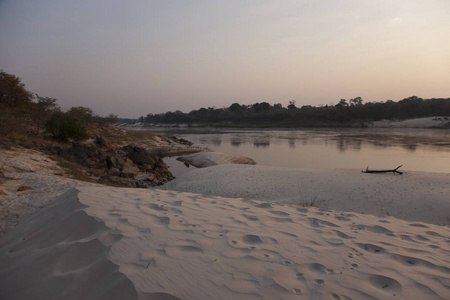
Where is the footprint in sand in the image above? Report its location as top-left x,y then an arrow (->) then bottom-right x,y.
243,215 -> 259,221
333,230 -> 354,239
355,243 -> 385,254
307,263 -> 334,275
242,234 -> 263,245
369,274 -> 402,294
148,203 -> 168,211
314,279 -> 325,285
151,216 -> 170,225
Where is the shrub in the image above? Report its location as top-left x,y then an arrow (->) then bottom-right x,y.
45,112 -> 88,141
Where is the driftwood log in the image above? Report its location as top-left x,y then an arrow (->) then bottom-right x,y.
362,165 -> 403,175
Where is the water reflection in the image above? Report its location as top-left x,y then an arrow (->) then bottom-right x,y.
148,127 -> 450,173
288,139 -> 295,149
231,139 -> 241,147
253,140 -> 270,148
335,137 -> 362,152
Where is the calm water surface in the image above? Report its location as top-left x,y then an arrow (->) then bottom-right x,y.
145,127 -> 450,176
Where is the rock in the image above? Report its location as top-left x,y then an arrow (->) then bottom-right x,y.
135,181 -> 148,188
95,137 -> 107,148
45,138 -> 176,188
111,177 -> 135,188
135,172 -> 150,181
121,162 -> 139,178
17,185 -> 33,191
108,167 -> 121,177
122,145 -> 156,167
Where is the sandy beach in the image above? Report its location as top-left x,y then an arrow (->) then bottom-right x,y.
1,148 -> 449,299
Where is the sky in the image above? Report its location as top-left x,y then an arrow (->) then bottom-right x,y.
1,0 -> 449,118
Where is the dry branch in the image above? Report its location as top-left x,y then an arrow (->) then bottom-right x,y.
362,165 -> 403,175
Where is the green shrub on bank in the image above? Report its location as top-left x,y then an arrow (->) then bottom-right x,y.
45,112 -> 88,141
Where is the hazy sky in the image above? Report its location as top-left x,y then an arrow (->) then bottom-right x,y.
1,0 -> 449,118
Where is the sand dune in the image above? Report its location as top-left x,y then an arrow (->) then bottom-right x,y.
1,186 -> 449,299
1,148 -> 449,299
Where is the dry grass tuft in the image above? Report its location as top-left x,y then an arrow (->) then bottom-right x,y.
53,157 -> 93,183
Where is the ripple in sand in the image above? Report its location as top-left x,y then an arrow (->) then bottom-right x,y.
366,225 -> 393,235
243,214 -> 259,221
269,210 -> 290,216
254,202 -> 273,209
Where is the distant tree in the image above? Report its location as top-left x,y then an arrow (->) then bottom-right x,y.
273,103 -> 283,110
288,100 -> 297,110
229,103 -> 244,112
349,97 -> 363,106
335,99 -> 348,111
93,113 -> 119,126
252,102 -> 271,112
30,95 -> 60,133
67,106 -> 93,124
106,113 -> 119,124
45,112 -> 88,141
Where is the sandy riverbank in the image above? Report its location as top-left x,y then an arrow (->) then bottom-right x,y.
0,148 -> 449,299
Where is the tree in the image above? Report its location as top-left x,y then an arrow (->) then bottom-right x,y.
0,70 -> 33,109
288,100 -> 297,110
45,112 -> 88,141
349,97 -> 363,106
30,95 -> 60,133
229,103 -> 244,112
273,103 -> 283,110
335,99 -> 348,111
93,113 -> 119,126
67,106 -> 93,124
0,70 -> 33,135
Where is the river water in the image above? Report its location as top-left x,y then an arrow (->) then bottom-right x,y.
144,127 -> 450,177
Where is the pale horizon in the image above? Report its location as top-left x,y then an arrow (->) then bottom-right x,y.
1,0 -> 449,118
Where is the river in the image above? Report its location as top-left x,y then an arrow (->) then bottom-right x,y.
144,127 -> 450,177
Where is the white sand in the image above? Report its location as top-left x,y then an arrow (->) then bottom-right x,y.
0,148 -> 95,233
176,151 -> 256,168
1,148 -> 450,299
371,117 -> 450,128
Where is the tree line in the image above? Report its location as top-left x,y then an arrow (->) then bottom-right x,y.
0,70 -> 118,141
141,97 -> 450,127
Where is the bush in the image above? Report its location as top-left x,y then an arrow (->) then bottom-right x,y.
45,112 -> 89,141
